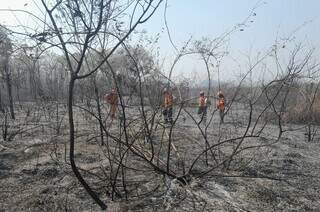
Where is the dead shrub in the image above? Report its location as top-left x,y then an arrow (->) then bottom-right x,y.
285,98 -> 320,124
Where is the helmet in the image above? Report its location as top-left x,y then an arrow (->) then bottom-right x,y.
200,91 -> 204,95
217,90 -> 224,98
163,88 -> 168,93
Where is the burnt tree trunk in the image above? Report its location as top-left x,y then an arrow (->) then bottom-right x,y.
4,62 -> 15,119
0,88 -> 4,113
68,77 -> 107,210
93,77 -> 104,145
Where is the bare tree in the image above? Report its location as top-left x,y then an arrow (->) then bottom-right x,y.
1,0 -> 320,211
0,26 -> 15,119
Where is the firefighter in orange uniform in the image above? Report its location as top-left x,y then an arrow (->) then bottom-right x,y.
162,88 -> 173,124
104,89 -> 119,119
216,91 -> 225,123
198,91 -> 208,124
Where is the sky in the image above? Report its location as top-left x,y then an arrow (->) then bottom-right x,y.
1,0 -> 320,83
139,0 -> 320,82
145,0 -> 320,48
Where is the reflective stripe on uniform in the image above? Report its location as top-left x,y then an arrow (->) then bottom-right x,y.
199,96 -> 207,107
164,93 -> 173,108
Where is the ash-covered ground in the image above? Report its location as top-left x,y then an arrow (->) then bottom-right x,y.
1,105 -> 320,211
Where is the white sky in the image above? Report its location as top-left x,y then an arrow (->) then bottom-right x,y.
1,0 -> 320,84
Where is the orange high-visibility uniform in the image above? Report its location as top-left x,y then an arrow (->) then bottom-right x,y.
164,93 -> 173,108
163,92 -> 173,123
199,96 -> 207,107
216,98 -> 225,110
198,95 -> 208,124
105,91 -> 118,118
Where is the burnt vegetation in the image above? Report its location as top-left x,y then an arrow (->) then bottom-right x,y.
0,0 -> 320,211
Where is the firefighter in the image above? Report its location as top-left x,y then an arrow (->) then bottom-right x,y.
216,91 -> 225,123
198,91 -> 208,124
104,88 -> 119,119
162,88 -> 173,124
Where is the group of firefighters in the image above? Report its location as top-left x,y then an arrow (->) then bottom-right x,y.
104,88 -> 226,125
162,88 -> 225,124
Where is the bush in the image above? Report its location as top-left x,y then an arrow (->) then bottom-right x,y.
285,98 -> 320,124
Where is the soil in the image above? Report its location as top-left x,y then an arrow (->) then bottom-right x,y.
1,105 -> 320,211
